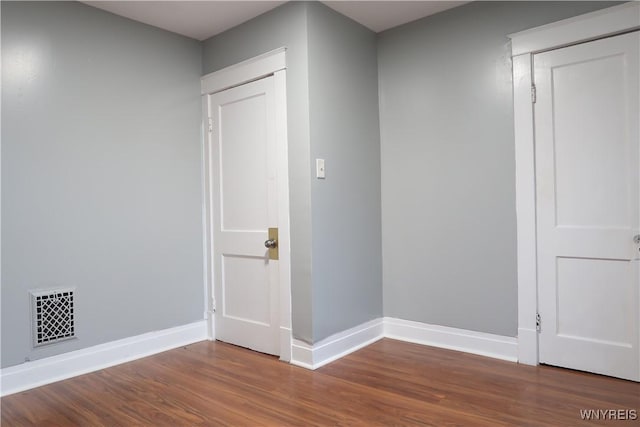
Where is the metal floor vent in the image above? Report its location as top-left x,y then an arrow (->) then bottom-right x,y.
31,289 -> 76,347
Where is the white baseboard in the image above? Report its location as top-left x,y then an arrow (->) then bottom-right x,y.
1,316 -> 520,394
290,318 -> 384,370
289,317 -> 517,370
1,320 -> 208,397
384,317 -> 518,362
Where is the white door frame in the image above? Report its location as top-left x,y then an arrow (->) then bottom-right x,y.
200,48 -> 293,361
509,2 -> 640,366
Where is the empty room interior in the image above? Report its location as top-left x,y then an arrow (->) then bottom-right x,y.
2,0 -> 640,425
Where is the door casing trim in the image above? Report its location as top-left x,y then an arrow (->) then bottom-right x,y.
200,48 -> 292,361
509,2 -> 640,366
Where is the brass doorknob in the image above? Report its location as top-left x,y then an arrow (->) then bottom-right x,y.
264,239 -> 277,249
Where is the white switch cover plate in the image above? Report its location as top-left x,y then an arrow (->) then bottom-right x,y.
316,158 -> 325,179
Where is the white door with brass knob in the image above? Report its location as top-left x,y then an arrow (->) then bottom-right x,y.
534,31 -> 640,381
208,75 -> 281,356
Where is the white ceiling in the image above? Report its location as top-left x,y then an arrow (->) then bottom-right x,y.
83,1 -> 470,41
324,1 -> 469,33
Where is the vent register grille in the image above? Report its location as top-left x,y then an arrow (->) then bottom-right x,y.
30,289 -> 76,347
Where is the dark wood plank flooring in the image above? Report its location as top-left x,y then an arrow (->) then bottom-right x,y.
2,339 -> 638,426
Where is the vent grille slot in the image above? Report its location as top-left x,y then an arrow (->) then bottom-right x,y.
31,289 -> 76,347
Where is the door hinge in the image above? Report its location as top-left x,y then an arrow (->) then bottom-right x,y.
211,296 -> 216,313
531,84 -> 537,104
536,313 -> 541,332
207,116 -> 213,133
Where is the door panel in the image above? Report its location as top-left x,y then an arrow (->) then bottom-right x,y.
556,257 -> 633,345
552,54 -> 629,228
219,94 -> 269,231
209,76 -> 279,356
535,31 -> 640,381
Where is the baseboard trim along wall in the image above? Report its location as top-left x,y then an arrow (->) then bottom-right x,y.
384,317 -> 518,362
290,317 -> 518,370
0,320 -> 208,397
3,317 -> 519,394
290,318 -> 385,370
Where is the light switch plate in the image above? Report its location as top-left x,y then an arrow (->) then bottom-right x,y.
316,158 -> 325,179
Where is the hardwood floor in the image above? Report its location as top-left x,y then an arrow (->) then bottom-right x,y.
2,339 -> 638,426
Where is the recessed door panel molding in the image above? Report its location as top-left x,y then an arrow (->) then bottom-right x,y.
556,257 -> 633,346
534,31 -> 639,381
219,93 -> 270,232
221,255 -> 271,326
551,54 -> 629,229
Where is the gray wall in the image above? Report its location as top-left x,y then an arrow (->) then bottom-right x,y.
306,3 -> 382,341
3,1 -> 621,368
202,2 -> 315,342
378,1 -> 621,337
1,1 -> 204,368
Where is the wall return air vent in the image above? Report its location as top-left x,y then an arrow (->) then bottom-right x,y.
30,288 -> 76,347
